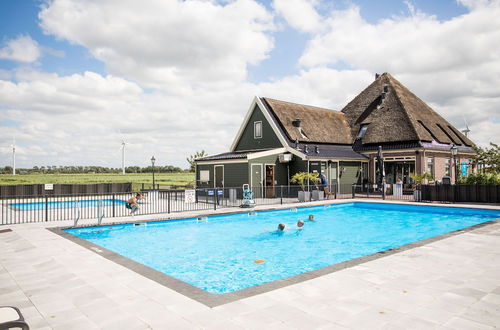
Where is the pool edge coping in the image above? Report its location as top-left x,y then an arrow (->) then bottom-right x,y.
47,201 -> 500,308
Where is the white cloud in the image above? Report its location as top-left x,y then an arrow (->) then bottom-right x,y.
292,2 -> 500,146
273,0 -> 322,33
1,0 -> 499,169
39,0 -> 275,89
0,35 -> 41,63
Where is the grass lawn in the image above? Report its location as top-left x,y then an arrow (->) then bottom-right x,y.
0,173 -> 195,189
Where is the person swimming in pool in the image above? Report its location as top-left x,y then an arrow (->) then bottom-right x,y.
277,223 -> 285,231
307,214 -> 315,221
297,220 -> 304,228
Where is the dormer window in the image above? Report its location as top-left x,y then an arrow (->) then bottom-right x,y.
357,124 -> 368,139
254,121 -> 262,139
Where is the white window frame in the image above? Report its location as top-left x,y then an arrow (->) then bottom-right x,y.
254,121 -> 262,139
200,170 -> 210,183
214,165 -> 224,188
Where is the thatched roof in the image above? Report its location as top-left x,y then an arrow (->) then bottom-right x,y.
341,73 -> 474,146
262,98 -> 352,144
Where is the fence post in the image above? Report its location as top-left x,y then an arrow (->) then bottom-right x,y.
167,191 -> 171,214
382,183 -> 386,200
280,185 -> 283,204
45,195 -> 49,222
214,190 -> 218,210
112,194 -> 116,217
352,185 -> 355,199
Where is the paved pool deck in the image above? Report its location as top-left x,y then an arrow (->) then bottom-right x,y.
1,199 -> 500,329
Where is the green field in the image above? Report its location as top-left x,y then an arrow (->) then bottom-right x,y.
0,173 -> 195,189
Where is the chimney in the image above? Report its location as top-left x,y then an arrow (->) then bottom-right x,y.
375,73 -> 380,79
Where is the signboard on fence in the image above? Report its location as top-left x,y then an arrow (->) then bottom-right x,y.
184,189 -> 196,203
461,161 -> 468,177
44,184 -> 54,190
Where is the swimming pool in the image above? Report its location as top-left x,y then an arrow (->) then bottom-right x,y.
10,199 -> 127,210
65,202 -> 500,295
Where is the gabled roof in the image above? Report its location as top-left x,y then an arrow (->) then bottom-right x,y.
341,73 -> 474,147
262,98 -> 353,144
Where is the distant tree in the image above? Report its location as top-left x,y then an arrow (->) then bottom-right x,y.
2,166 -> 13,174
472,142 -> 500,173
186,150 -> 208,172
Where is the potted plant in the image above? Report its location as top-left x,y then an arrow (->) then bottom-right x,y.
409,172 -> 433,201
310,172 -> 325,201
291,172 -> 311,202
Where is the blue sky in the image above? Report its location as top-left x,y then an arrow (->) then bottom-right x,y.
0,0 -> 498,168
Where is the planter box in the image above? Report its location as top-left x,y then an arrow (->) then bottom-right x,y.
312,190 -> 324,201
298,191 -> 311,202
413,190 -> 421,202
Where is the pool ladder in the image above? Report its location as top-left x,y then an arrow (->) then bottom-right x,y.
73,201 -> 81,227
73,200 -> 106,227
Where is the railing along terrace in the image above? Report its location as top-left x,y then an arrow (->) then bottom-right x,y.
1,183 -> 416,225
352,183 -> 417,201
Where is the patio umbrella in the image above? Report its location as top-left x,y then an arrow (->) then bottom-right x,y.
377,146 -> 386,186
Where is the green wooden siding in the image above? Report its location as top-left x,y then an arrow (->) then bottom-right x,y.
196,162 -> 248,188
196,164 -> 214,188
339,161 -> 362,193
234,105 -> 282,151
223,163 -> 248,188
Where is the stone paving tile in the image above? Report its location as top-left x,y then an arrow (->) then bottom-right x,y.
443,316 -> 495,329
1,202 -> 500,329
382,315 -> 438,330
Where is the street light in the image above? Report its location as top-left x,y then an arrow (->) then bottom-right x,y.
151,156 -> 156,190
450,144 -> 458,184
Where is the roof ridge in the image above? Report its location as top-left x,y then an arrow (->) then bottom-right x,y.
262,97 -> 340,114
386,75 -> 421,141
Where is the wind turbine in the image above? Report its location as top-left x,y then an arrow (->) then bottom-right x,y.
11,136 -> 16,175
462,116 -> 471,138
120,139 -> 126,175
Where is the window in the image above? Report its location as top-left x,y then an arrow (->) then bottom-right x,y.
200,170 -> 210,183
426,157 -> 434,178
357,124 -> 368,139
254,121 -> 262,139
445,158 -> 451,176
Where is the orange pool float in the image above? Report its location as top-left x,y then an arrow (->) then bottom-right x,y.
254,259 -> 265,263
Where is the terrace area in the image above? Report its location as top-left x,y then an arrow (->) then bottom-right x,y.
1,200 -> 500,329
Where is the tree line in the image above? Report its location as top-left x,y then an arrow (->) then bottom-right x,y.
0,165 -> 188,175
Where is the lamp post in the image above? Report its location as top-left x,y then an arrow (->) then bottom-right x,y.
151,156 -> 156,190
450,144 -> 458,184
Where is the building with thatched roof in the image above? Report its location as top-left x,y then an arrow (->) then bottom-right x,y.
195,73 -> 475,195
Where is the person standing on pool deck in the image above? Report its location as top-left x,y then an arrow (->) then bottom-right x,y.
127,193 -> 143,215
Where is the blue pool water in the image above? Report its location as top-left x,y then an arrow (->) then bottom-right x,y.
10,199 -> 127,210
65,202 -> 500,294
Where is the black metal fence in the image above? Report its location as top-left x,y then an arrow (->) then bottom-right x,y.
352,183 -> 417,201
0,183 -> 424,226
0,183 -> 133,198
421,184 -> 500,203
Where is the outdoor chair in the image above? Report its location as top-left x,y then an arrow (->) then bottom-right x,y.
323,187 -> 335,199
0,306 -> 29,330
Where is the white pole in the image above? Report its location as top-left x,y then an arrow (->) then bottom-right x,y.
12,136 -> 16,175
121,143 -> 125,175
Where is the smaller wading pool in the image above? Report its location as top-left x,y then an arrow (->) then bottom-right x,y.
61,202 -> 500,304
10,199 -> 127,210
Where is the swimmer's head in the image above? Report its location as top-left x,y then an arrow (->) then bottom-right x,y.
297,220 -> 304,227
278,223 -> 285,231
308,214 -> 314,220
